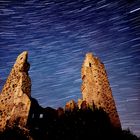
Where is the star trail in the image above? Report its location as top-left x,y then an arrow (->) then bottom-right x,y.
0,0 -> 140,136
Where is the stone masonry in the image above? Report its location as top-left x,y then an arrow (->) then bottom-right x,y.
81,53 -> 121,128
0,51 -> 31,131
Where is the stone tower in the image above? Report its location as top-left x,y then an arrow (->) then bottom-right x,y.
0,51 -> 31,131
81,53 -> 121,128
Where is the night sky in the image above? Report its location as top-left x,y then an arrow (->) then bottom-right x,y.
0,0 -> 140,136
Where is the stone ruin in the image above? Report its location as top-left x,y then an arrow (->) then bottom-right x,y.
0,51 -> 121,131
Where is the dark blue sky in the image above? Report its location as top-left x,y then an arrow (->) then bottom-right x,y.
0,0 -> 140,136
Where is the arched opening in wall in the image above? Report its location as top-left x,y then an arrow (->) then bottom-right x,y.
39,114 -> 43,119
89,63 -> 91,67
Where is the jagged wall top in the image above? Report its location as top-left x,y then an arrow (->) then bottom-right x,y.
13,51 -> 30,72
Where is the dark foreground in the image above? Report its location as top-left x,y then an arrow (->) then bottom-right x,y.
0,98 -> 139,140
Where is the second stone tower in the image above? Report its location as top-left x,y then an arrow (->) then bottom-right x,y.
81,53 -> 121,129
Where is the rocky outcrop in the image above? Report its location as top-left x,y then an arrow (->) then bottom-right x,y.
0,51 -> 31,131
81,53 -> 121,129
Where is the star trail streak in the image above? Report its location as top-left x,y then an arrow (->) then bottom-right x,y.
0,0 -> 140,136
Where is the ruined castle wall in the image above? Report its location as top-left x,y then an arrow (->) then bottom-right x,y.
81,53 -> 121,128
0,52 -> 31,131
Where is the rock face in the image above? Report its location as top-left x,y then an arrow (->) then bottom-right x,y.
0,51 -> 31,131
81,53 -> 121,128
